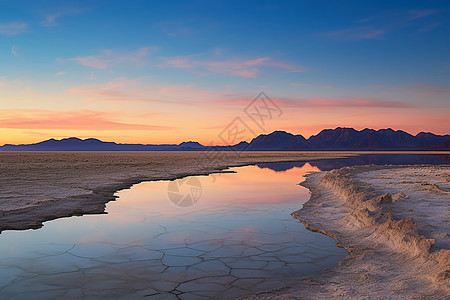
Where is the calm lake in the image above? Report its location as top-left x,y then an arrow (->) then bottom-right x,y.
0,153 -> 448,299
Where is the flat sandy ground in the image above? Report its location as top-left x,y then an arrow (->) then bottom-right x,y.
0,151 -> 353,232
249,165 -> 449,299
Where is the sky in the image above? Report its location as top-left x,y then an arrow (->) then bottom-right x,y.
0,0 -> 449,145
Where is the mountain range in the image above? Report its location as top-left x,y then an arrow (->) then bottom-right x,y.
1,127 -> 449,151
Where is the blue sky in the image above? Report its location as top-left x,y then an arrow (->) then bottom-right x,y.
0,0 -> 449,144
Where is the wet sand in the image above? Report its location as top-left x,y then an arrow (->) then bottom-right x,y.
0,151 -> 353,232
249,165 -> 449,299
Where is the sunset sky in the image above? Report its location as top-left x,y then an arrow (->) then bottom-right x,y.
1,0 -> 449,145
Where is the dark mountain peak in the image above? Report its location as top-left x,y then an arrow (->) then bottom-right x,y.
178,141 -> 203,148
231,141 -> 250,150
380,128 -> 394,132
416,131 -> 447,138
250,130 -> 296,142
294,134 -> 308,141
248,130 -> 307,150
84,138 -> 103,142
315,128 -> 332,134
264,130 -> 294,137
312,127 -> 356,137
52,137 -> 109,145
335,126 -> 356,131
378,128 -> 411,136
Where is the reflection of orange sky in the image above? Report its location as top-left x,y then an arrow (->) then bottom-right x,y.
107,163 -> 320,223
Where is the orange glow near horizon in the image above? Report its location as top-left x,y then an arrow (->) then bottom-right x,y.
1,78 -> 449,145
1,91 -> 449,146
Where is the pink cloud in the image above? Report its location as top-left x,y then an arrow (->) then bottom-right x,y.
0,109 -> 174,130
11,45 -> 18,56
407,9 -> 437,21
68,77 -> 230,104
70,56 -> 109,69
159,55 -> 303,78
66,47 -> 156,69
0,22 -> 27,35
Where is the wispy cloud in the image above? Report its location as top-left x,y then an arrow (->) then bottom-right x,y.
158,20 -> 193,37
66,47 -> 156,69
69,55 -> 109,69
323,9 -> 440,41
159,55 -> 303,77
0,109 -> 174,131
318,26 -> 386,41
42,14 -> 62,27
278,97 -> 414,108
0,22 -> 27,35
406,9 -> 437,21
411,84 -> 450,97
11,45 -> 18,56
68,77 -> 225,104
0,77 -> 26,92
41,8 -> 83,27
291,82 -> 333,89
215,96 -> 414,108
419,23 -> 440,32
370,83 -> 450,98
55,72 -> 65,76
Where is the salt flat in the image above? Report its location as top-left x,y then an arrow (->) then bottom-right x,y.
250,165 -> 449,299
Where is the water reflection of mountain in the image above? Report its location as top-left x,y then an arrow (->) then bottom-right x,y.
256,161 -> 307,172
256,154 -> 450,172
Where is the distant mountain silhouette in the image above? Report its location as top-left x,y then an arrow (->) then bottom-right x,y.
245,128 -> 449,151
178,141 -> 204,150
306,127 -> 449,150
0,137 -> 205,151
1,127 -> 448,151
247,131 -> 308,150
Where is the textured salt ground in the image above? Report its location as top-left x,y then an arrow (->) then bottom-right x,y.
0,151 -> 353,232
248,165 -> 449,299
0,204 -> 344,299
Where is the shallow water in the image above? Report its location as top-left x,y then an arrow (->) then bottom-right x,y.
0,163 -> 347,299
257,153 -> 450,172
